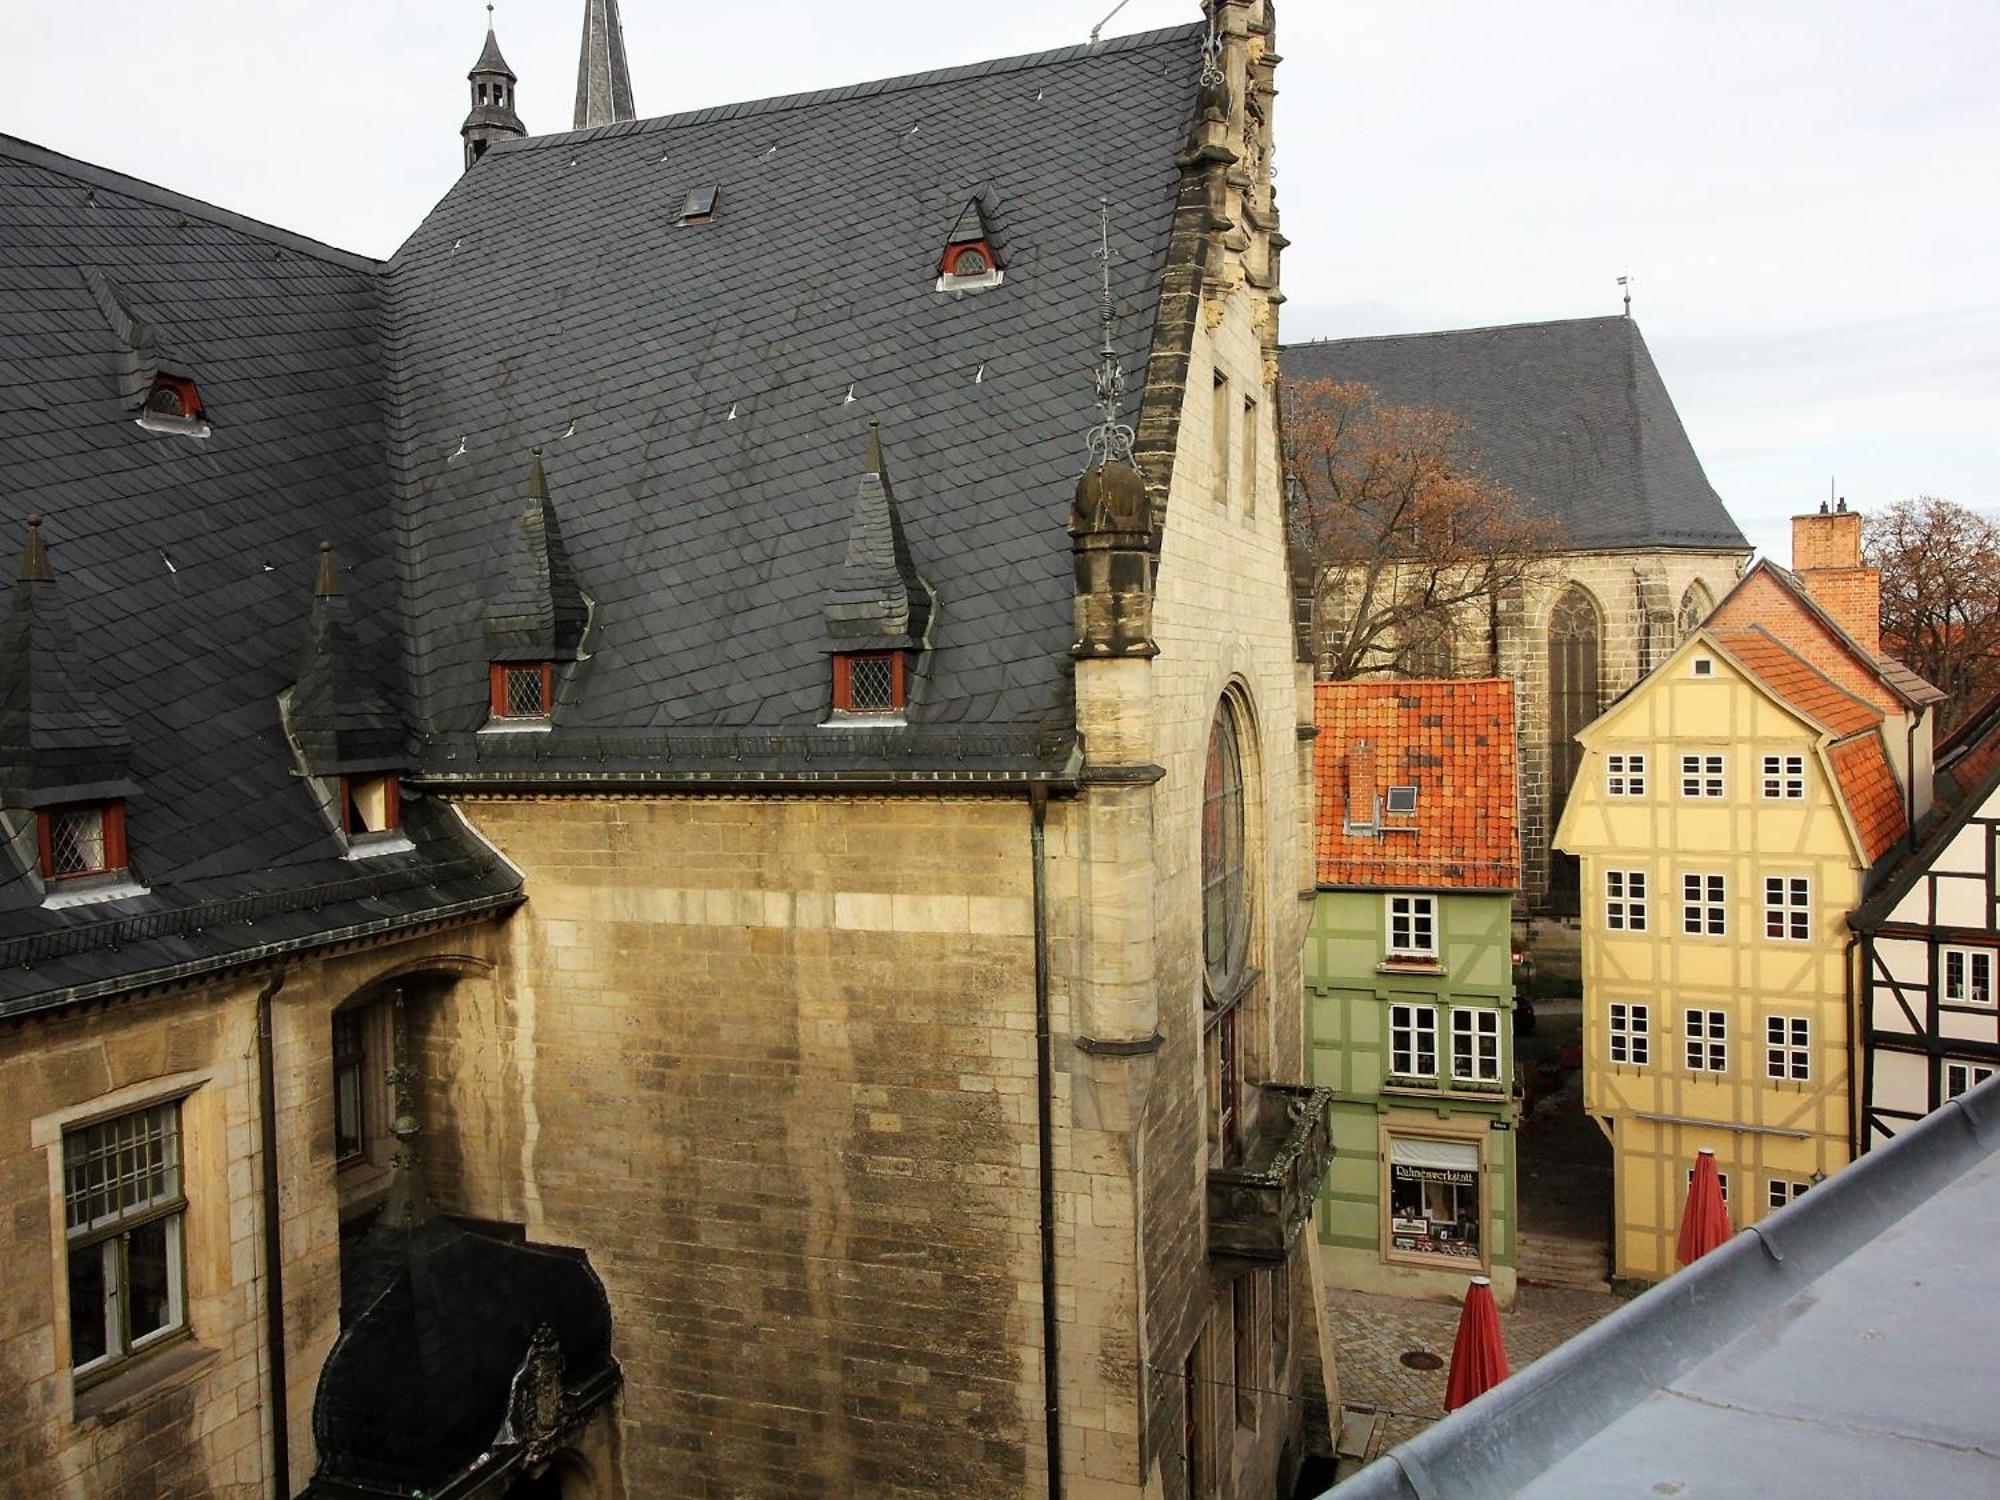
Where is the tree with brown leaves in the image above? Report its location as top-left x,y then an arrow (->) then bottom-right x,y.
1284,377 -> 1564,679
1865,496 -> 2000,728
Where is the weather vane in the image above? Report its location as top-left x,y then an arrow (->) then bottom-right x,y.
1084,200 -> 1136,471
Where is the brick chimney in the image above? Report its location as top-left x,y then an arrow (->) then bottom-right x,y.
1345,740 -> 1377,829
1791,500 -> 1881,655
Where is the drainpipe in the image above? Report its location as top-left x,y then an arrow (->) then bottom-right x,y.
1904,713 -> 1919,848
1029,784 -> 1063,1500
255,967 -> 293,1500
1844,933 -> 1861,1162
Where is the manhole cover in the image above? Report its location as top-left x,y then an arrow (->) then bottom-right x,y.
1399,1349 -> 1443,1371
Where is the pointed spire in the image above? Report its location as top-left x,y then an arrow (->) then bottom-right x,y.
528,445 -> 549,500
574,0 -> 637,131
823,420 -> 930,649
289,541 -> 402,775
485,449 -> 588,659
19,515 -> 52,583
314,540 -> 340,598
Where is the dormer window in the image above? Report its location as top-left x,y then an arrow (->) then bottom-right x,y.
137,374 -> 210,438
936,239 -> 1004,292
490,661 -> 553,721
678,185 -> 719,225
832,651 -> 905,717
342,775 -> 401,839
38,801 -> 127,882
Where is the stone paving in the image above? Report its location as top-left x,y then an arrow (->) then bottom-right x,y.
1327,1282 -> 1631,1461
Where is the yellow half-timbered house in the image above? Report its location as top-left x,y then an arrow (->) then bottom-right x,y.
1555,622 -> 1912,1279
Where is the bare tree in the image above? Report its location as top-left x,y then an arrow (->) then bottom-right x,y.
1866,496 -> 2000,728
1284,378 -> 1564,679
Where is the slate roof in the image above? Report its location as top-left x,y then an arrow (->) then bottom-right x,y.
0,134 -> 518,1013
1323,1074 -> 2000,1500
1314,679 -> 1520,892
1281,317 -> 1748,553
386,24 -> 1206,782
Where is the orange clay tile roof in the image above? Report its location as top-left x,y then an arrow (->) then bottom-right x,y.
1315,678 -> 1519,891
1828,732 -> 1909,864
1710,627 -> 1884,738
1939,691 -> 2000,811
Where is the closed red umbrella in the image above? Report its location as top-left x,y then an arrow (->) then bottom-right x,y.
1677,1147 -> 1732,1266
1443,1275 -> 1510,1412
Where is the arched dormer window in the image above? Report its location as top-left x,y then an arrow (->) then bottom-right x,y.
136,373 -> 210,438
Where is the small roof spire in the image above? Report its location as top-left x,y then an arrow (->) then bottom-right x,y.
314,540 -> 340,598
574,0 -> 637,130
470,9 -> 516,80
528,445 -> 549,500
822,420 -> 930,649
1084,199 -> 1137,473
19,514 -> 52,583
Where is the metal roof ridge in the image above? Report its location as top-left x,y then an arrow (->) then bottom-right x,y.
0,132 -> 383,274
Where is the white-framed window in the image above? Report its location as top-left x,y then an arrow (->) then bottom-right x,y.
1945,1060 -> 1997,1100
1680,752 -> 1725,799
1682,873 -> 1727,936
1450,1008 -> 1502,1084
64,1100 -> 188,1380
1686,1165 -> 1731,1203
1764,1015 -> 1810,1081
1387,895 -> 1438,959
1606,753 -> 1647,797
1608,1002 -> 1650,1066
1943,947 -> 1995,1007
1605,870 -> 1648,932
1692,656 -> 1716,678
1761,753 -> 1806,800
1767,1178 -> 1810,1210
1685,1009 -> 1728,1073
1763,875 -> 1811,941
1390,1004 -> 1439,1078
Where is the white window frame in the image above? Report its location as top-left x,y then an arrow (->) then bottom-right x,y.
1761,753 -> 1806,800
1942,947 -> 1995,1008
1608,1002 -> 1650,1066
1767,1178 -> 1810,1211
1685,1008 -> 1728,1073
1763,875 -> 1812,942
1449,1008 -> 1502,1084
1605,870 -> 1648,932
1606,753 -> 1647,798
1679,752 -> 1726,799
1945,1060 -> 1997,1099
1764,1014 -> 1811,1081
1389,1004 -> 1439,1079
1692,656 -> 1716,677
1681,872 -> 1727,936
1387,894 -> 1438,959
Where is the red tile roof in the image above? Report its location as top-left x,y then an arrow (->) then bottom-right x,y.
1710,627 -> 1884,738
1828,732 -> 1909,864
1314,679 -> 1519,891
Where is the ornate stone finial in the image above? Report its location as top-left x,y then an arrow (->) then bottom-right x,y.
19,514 -> 53,583
1083,200 -> 1136,474
314,541 -> 340,599
380,991 -> 433,1231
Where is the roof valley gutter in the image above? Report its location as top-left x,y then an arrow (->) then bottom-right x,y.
1030,783 -> 1063,1500
255,966 -> 292,1500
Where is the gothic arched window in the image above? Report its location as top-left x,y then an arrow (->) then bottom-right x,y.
1202,702 -> 1249,994
1546,585 -> 1601,911
1677,582 -> 1712,641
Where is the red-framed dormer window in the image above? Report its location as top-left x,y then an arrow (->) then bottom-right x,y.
833,651 -> 906,715
490,661 -> 553,720
341,775 -> 401,838
941,241 -> 995,279
145,374 -> 203,421
37,802 -> 127,882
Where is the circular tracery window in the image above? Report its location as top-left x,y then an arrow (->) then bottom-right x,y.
1202,701 -> 1248,993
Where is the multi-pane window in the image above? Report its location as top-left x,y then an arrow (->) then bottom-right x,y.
1945,1060 -> 1997,1100
1390,1004 -> 1439,1078
1680,752 -> 1725,798
1764,1015 -> 1811,1081
1685,1009 -> 1728,1073
1682,873 -> 1727,936
1608,1002 -> 1650,1066
1387,895 -> 1438,958
1763,876 -> 1811,941
1605,753 -> 1647,797
38,801 -> 127,881
1202,706 -> 1249,993
844,654 -> 897,712
1943,947 -> 1995,1007
1767,1178 -> 1810,1210
1450,1008 -> 1501,1084
1605,870 -> 1648,932
1761,753 -> 1806,800
332,1010 -> 367,1164
64,1102 -> 187,1378
490,661 -> 552,719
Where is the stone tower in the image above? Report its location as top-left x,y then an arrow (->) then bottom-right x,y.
574,0 -> 637,130
461,18 -> 526,171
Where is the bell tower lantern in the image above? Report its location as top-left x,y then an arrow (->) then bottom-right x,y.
461,8 -> 526,172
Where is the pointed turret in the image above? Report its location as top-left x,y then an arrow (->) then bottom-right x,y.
573,0 -> 637,130
0,516 -> 136,806
461,16 -> 526,172
822,422 -> 930,650
288,542 -> 404,776
484,450 -> 588,661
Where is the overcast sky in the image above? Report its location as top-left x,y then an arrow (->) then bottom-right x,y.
10,1 -> 1996,561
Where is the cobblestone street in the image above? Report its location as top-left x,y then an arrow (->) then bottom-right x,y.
1328,1282 -> 1630,1464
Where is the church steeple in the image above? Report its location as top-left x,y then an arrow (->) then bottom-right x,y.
461,8 -> 526,172
573,0 -> 637,130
